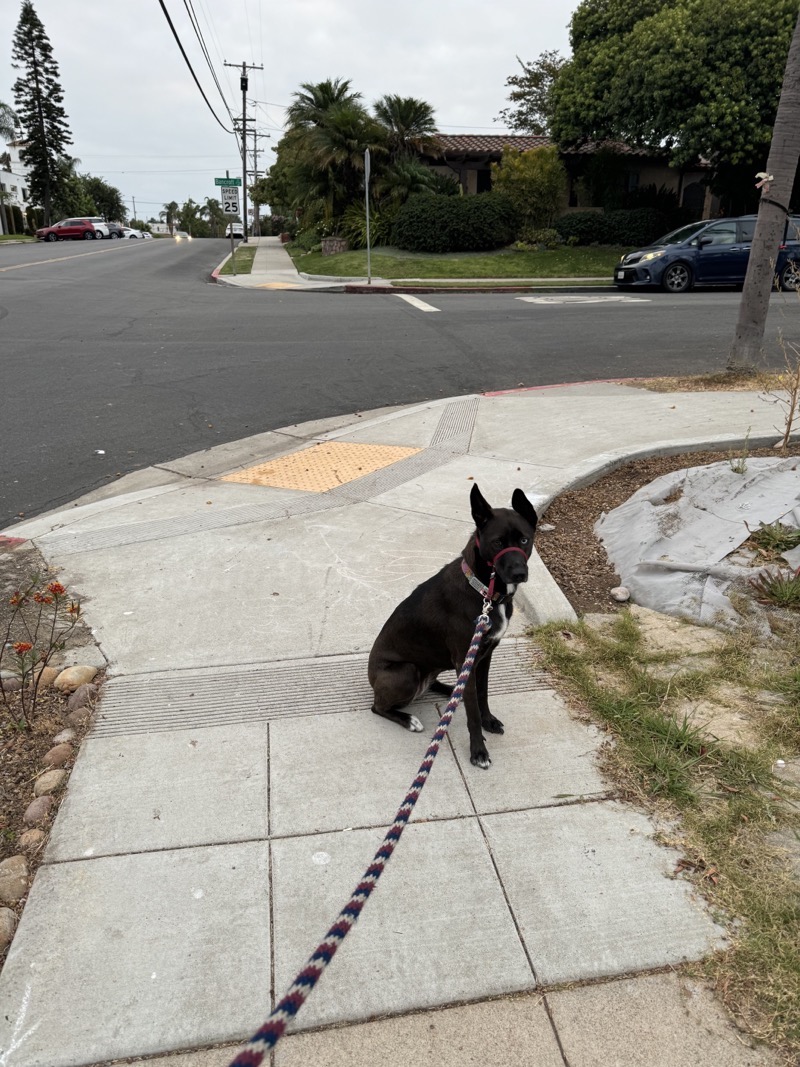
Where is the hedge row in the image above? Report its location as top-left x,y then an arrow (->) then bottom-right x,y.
391,193 -> 518,254
555,208 -> 673,246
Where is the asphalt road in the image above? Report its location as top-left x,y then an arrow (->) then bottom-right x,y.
2,236 -> 799,527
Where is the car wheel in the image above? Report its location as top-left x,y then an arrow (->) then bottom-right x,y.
780,261 -> 800,291
83,231 -> 94,240
109,232 -> 120,239
46,232 -> 57,242
662,262 -> 693,293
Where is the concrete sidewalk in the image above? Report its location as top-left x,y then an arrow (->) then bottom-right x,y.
211,235 -> 611,292
0,383 -> 782,1067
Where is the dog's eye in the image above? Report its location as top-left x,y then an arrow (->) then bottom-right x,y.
520,537 -> 529,545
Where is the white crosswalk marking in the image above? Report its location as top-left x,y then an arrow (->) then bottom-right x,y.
395,294 -> 441,312
517,294 -> 650,304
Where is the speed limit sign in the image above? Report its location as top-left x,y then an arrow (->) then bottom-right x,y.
221,187 -> 240,215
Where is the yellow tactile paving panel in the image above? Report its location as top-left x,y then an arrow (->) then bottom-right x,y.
221,441 -> 421,492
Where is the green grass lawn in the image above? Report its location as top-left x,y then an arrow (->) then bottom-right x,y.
0,234 -> 34,242
288,244 -> 627,280
218,244 -> 257,275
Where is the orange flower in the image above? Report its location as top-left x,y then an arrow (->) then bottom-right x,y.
33,593 -> 54,604
66,601 -> 81,616
9,592 -> 24,606
47,582 -> 67,597
12,642 -> 33,654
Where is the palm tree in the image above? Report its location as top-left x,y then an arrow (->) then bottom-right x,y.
302,102 -> 386,221
0,101 -> 18,143
286,78 -> 361,129
729,10 -> 800,368
203,196 -> 225,237
160,200 -> 179,235
373,95 -> 440,160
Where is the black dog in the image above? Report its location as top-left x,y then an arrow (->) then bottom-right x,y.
368,484 -> 538,769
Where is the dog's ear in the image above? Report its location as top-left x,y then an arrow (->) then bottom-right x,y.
470,483 -> 494,529
512,488 -> 538,532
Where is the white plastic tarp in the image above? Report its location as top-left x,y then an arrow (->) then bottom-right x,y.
595,458 -> 800,625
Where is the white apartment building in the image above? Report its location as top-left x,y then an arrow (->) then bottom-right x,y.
0,139 -> 33,234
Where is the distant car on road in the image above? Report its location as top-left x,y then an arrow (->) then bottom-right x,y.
614,215 -> 800,293
225,223 -> 244,239
174,231 -> 192,241
35,219 -> 97,242
122,227 -> 142,239
141,231 -> 153,239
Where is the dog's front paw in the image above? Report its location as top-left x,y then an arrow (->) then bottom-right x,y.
482,714 -> 504,734
470,748 -> 492,770
407,715 -> 423,732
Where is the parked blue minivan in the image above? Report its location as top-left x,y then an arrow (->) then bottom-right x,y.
614,215 -> 800,293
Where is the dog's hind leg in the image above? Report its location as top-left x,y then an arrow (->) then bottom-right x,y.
371,663 -> 424,732
427,679 -> 453,698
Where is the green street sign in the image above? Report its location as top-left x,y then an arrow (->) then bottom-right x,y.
215,177 -> 242,186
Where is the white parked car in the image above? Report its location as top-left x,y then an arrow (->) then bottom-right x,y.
122,227 -> 142,239
225,223 -> 244,239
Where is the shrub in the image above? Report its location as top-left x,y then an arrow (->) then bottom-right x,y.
555,211 -> 613,245
491,145 -> 567,231
392,193 -> 518,254
339,201 -> 397,249
516,226 -> 562,250
605,208 -> 668,246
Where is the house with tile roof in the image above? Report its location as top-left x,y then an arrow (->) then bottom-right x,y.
420,135 -> 715,218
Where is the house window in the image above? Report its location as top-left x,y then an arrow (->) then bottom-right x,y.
21,189 -> 27,200
477,169 -> 492,193
625,171 -> 640,192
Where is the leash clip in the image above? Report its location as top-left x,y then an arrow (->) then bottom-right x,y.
479,598 -> 493,624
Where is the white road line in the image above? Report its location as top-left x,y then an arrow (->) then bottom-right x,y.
517,294 -> 650,304
395,293 -> 441,313
0,244 -> 136,273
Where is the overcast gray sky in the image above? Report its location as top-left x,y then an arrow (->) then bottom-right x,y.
2,0 -> 579,221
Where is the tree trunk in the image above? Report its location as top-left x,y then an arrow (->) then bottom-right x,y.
728,10 -> 800,370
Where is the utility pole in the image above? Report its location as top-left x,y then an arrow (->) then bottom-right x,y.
224,60 -> 263,243
247,130 -> 270,236
131,195 -> 137,222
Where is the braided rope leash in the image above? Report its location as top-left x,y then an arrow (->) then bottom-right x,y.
228,604 -> 493,1066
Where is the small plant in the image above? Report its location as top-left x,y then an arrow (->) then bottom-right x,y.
745,520 -> 800,561
749,565 -> 800,609
0,574 -> 81,729
759,333 -> 800,453
728,426 -> 751,474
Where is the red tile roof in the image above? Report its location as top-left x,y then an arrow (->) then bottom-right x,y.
433,134 -> 659,158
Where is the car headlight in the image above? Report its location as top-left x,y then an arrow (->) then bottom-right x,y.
639,249 -> 666,263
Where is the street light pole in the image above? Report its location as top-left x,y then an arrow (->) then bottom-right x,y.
224,59 -> 263,244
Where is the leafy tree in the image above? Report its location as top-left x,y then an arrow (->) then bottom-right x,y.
495,52 -> 567,135
160,200 -> 179,234
177,198 -> 210,237
82,175 -> 125,221
730,10 -> 800,368
11,1 -> 73,225
491,144 -> 567,233
50,157 -> 94,219
128,218 -> 152,232
372,95 -> 440,160
550,0 -> 798,178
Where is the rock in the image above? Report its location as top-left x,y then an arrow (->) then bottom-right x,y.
33,665 -> 60,688
0,908 -> 17,951
67,707 -> 93,728
54,665 -> 97,693
18,829 -> 46,852
539,523 -> 556,533
610,585 -> 630,602
0,674 -> 22,693
34,769 -> 67,796
52,728 -> 76,745
67,683 -> 97,712
0,855 -> 29,905
23,795 -> 54,826
42,743 -> 73,769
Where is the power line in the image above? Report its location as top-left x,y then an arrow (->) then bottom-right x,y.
181,0 -> 236,126
156,0 -> 235,135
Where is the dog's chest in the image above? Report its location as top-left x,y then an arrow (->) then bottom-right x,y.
488,601 -> 511,642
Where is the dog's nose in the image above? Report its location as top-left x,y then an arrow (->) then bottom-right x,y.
508,562 -> 528,583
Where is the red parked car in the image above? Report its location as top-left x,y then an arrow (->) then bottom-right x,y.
35,218 -> 98,242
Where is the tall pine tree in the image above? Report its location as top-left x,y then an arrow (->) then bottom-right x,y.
11,1 -> 72,226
